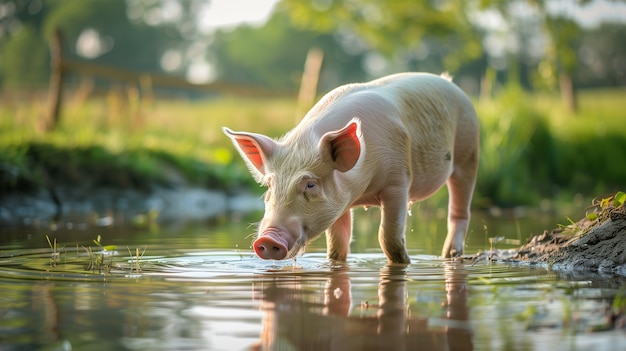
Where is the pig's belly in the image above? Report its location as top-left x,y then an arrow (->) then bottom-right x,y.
408,164 -> 453,201
351,164 -> 452,207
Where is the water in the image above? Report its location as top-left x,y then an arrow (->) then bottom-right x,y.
1,209 -> 625,351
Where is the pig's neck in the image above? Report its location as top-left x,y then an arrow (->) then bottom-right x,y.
331,157 -> 374,209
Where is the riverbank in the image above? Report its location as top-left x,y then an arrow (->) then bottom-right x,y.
473,192 -> 626,276
0,144 -> 264,228
0,182 -> 264,228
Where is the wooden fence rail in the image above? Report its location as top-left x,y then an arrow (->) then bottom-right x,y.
45,29 -> 296,131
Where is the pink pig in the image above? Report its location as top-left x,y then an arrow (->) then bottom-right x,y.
223,72 -> 479,264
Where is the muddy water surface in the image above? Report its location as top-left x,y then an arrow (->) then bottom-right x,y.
1,209 -> 625,350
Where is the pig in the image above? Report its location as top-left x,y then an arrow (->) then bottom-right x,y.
223,72 -> 479,264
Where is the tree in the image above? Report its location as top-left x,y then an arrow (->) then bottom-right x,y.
0,0 -> 192,88
41,0 -> 180,73
280,0 -> 484,74
0,23 -> 49,86
210,11 -> 366,92
576,23 -> 626,87
543,15 -> 582,111
0,0 -> 54,86
281,0 -> 626,107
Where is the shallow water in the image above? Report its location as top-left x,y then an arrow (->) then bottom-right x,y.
1,209 -> 625,351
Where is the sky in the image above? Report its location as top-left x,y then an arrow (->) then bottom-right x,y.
197,0 -> 626,31
197,0 -> 280,32
547,0 -> 626,28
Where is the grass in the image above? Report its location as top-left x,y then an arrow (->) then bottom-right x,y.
474,86 -> 626,207
1,92 -> 299,191
45,233 -> 147,275
1,86 -> 625,207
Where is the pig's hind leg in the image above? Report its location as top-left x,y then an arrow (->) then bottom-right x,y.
326,210 -> 353,261
441,148 -> 478,258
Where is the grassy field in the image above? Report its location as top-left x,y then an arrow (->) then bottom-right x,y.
476,87 -> 626,207
1,93 -> 299,191
1,86 -> 625,207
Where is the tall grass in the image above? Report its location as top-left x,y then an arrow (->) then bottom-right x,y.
476,85 -> 556,206
0,93 -> 298,190
1,87 -> 625,206
475,86 -> 626,206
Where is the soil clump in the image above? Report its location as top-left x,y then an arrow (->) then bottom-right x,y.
472,193 -> 626,276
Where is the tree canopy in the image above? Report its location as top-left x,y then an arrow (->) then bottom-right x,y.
211,11 -> 366,91
281,0 -> 483,73
0,0 -> 189,87
0,0 -> 624,95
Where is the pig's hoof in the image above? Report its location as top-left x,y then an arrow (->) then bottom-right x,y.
444,249 -> 463,259
254,237 -> 288,260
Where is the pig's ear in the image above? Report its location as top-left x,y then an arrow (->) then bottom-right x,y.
319,118 -> 362,172
222,127 -> 275,180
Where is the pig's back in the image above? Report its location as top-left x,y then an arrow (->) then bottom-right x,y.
369,72 -> 472,119
355,72 -> 468,149
360,73 -> 475,199
291,72 -> 476,203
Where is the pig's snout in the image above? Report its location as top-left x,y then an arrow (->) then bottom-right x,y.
253,235 -> 289,260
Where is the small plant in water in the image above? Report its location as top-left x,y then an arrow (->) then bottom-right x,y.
235,244 -> 244,259
127,246 -> 147,273
84,235 -> 117,274
488,235 -> 505,252
483,223 -> 501,259
46,235 -> 63,267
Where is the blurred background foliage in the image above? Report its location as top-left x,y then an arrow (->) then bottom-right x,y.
1,0 -> 625,208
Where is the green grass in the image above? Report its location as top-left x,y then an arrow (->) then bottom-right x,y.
475,86 -> 626,206
1,87 -> 625,206
0,93 -> 299,191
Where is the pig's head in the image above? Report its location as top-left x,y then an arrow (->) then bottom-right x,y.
223,119 -> 362,260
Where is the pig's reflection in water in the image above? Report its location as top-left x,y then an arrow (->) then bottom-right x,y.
250,263 -> 471,351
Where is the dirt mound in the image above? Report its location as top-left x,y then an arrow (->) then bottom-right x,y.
473,192 -> 626,276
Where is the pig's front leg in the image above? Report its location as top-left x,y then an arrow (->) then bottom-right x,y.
379,187 -> 411,264
326,210 -> 352,261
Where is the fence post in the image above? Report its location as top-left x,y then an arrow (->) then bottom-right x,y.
296,47 -> 324,122
46,28 -> 64,131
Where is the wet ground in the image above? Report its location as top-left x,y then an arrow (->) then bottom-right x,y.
1,208 -> 625,350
